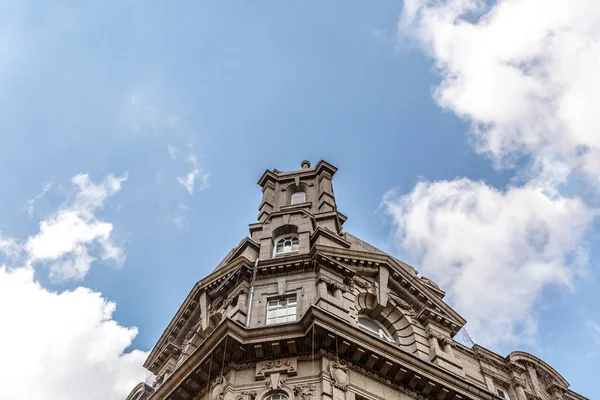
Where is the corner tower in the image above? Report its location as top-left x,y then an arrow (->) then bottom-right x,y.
127,160 -> 587,400
252,160 -> 347,261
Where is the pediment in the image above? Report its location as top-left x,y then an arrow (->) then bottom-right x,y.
221,237 -> 259,267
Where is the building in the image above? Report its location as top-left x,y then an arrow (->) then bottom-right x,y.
125,160 -> 586,400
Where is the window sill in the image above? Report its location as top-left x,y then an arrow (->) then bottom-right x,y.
274,251 -> 299,258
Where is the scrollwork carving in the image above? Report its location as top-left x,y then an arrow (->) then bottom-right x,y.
235,391 -> 257,400
329,361 -> 349,391
292,384 -> 316,400
210,376 -> 226,400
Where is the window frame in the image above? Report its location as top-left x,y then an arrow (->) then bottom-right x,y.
264,394 -> 288,400
357,315 -> 395,344
266,296 -> 298,325
291,191 -> 306,205
273,234 -> 299,257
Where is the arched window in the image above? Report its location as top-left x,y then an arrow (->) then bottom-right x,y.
358,316 -> 395,343
264,394 -> 288,400
274,235 -> 299,256
291,191 -> 305,205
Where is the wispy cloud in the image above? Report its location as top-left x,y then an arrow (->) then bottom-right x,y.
26,181 -> 53,217
172,204 -> 191,229
177,154 -> 210,195
167,144 -> 179,160
588,320 -> 600,345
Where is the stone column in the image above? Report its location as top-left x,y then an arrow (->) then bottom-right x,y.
509,371 -> 528,400
513,383 -> 527,400
317,279 -> 328,300
427,334 -> 441,355
333,285 -> 343,301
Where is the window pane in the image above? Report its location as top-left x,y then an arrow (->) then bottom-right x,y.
266,297 -> 297,325
291,192 -> 305,204
274,236 -> 299,255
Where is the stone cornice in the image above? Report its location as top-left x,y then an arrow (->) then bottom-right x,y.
309,227 -> 351,249
257,160 -> 337,187
150,306 -> 496,400
144,258 -> 254,370
145,244 -> 469,373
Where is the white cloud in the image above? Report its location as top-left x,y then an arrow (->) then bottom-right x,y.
384,176 -> 594,346
0,265 -> 147,400
167,144 -> 179,160
172,203 -> 192,229
25,173 -> 127,281
392,0 -> 600,348
177,154 -> 210,195
27,181 -> 53,217
588,320 -> 600,345
0,173 -> 148,399
399,0 -> 600,181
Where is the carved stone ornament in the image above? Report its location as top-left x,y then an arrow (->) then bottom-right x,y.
210,376 -> 226,400
292,384 -> 316,400
329,361 -> 349,391
235,391 -> 257,400
264,373 -> 286,391
352,276 -> 378,295
388,294 -> 415,317
318,276 -> 349,294
425,327 -> 455,347
321,351 -> 428,400
183,319 -> 201,346
255,357 -> 297,379
228,361 -> 256,371
209,296 -> 225,316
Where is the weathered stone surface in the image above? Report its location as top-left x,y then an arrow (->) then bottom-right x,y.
126,161 -> 586,400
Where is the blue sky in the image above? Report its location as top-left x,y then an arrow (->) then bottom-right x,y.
1,1 -> 599,399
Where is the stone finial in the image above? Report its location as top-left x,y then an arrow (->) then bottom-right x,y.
301,160 -> 311,169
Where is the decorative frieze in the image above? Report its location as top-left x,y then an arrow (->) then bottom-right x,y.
228,361 -> 256,371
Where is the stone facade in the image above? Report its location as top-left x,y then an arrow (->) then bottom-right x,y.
126,160 -> 587,400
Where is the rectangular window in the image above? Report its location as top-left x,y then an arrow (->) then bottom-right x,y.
291,192 -> 305,205
266,296 -> 297,325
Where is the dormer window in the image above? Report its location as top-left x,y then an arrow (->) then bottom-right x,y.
274,235 -> 299,256
291,191 -> 305,204
357,316 -> 395,343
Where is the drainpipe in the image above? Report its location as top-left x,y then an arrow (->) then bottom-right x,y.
246,258 -> 259,327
